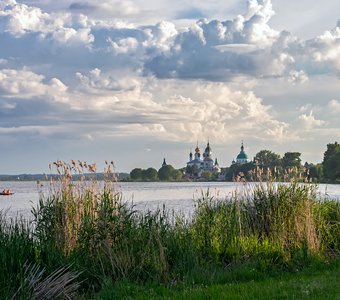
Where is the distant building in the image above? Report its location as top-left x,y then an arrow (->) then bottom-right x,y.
187,141 -> 221,176
232,142 -> 250,164
162,158 -> 167,167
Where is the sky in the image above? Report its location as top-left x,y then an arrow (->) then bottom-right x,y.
0,0 -> 339,174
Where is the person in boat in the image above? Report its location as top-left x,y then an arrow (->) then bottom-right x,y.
2,189 -> 12,194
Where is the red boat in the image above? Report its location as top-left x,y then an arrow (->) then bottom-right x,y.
0,190 -> 14,196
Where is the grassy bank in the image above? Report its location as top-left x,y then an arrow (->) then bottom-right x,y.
0,161 -> 339,299
93,259 -> 340,299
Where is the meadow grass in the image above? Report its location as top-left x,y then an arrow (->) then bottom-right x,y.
0,161 -> 339,299
92,259 -> 340,300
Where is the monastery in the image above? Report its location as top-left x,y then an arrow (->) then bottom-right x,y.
186,141 -> 251,178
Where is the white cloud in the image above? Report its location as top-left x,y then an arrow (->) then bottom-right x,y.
288,70 -> 308,85
0,0 -> 94,44
0,68 -> 45,96
48,27 -> 94,45
0,64 -> 292,145
68,71 -> 292,143
2,0 -> 339,82
109,37 -> 138,55
298,111 -> 327,130
328,99 -> 340,113
143,21 -> 178,52
305,22 -> 340,71
0,67 -> 68,101
1,0 -> 340,173
0,1 -> 48,36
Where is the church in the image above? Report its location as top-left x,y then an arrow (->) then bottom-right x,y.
231,142 -> 251,165
186,141 -> 221,176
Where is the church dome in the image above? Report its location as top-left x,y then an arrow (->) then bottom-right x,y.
204,142 -> 212,158
237,151 -> 248,160
235,142 -> 250,164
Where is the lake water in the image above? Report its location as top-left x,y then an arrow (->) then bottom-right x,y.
1,181 -> 340,220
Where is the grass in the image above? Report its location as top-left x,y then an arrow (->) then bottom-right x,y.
92,259 -> 340,299
0,160 -> 339,299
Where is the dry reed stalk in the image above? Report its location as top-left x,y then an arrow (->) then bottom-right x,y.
46,160 -> 119,255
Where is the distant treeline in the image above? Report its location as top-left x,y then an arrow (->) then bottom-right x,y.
226,142 -> 340,183
127,142 -> 340,183
127,165 -> 183,182
0,173 -> 129,182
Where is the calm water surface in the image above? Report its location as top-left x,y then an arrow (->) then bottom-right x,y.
1,181 -> 339,220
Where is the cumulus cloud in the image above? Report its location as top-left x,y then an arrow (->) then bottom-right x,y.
0,0 -> 296,81
109,36 -> 138,55
142,0 -> 302,80
328,99 -> 340,113
56,69 -> 290,143
0,0 -> 339,169
305,21 -> 340,71
0,0 -> 94,44
288,70 -> 308,85
0,67 -> 68,102
0,63 -> 293,144
2,0 -> 340,82
298,111 -> 327,130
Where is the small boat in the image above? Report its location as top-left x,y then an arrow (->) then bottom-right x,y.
0,190 -> 14,196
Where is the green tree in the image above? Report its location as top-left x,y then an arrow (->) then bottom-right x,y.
255,150 -> 281,167
322,142 -> 340,181
225,162 -> 254,181
282,152 -> 301,169
186,165 -> 197,176
171,169 -> 183,181
143,167 -> 159,181
201,170 -> 212,181
158,165 -> 174,181
158,165 -> 183,181
130,168 -> 142,180
308,163 -> 323,182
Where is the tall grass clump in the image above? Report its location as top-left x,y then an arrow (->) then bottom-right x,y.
0,213 -> 35,298
0,210 -> 80,299
313,199 -> 340,255
190,181 -> 340,269
32,160 -> 199,291
30,161 -> 340,289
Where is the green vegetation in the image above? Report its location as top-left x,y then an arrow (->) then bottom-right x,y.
228,142 -> 340,183
129,164 -> 182,181
126,142 -> 340,183
93,261 -> 340,299
129,167 -> 159,181
282,152 -> 302,169
254,150 -> 281,168
323,142 -> 340,182
0,161 -> 339,299
158,164 -> 182,181
0,172 -> 130,182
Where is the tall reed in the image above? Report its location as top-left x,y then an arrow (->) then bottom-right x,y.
190,181 -> 339,268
